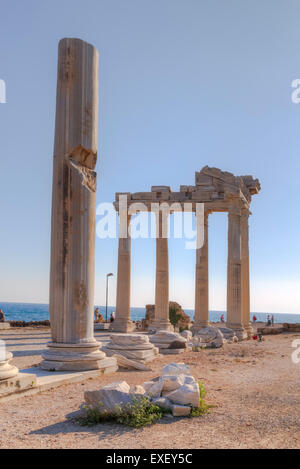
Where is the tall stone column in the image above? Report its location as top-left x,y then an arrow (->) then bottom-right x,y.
112,215 -> 135,332
241,209 -> 253,338
152,212 -> 172,331
191,212 -> 209,333
41,38 -> 109,371
226,204 -> 247,340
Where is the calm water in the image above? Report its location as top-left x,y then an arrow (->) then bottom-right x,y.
0,302 -> 300,324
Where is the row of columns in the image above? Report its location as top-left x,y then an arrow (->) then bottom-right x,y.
113,205 -> 252,339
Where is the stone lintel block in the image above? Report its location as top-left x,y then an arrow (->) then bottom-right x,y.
151,186 -> 171,192
180,185 -> 197,193
152,192 -> 171,201
169,193 -> 188,202
131,192 -> 152,200
191,191 -> 213,202
195,173 -> 213,186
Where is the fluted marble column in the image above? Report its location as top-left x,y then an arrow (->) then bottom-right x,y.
191,212 -> 209,332
152,212 -> 172,331
41,38 -> 107,371
226,204 -> 247,340
112,215 -> 135,332
241,209 -> 253,338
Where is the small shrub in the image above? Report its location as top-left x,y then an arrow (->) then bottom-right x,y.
77,396 -> 164,429
189,381 -> 211,418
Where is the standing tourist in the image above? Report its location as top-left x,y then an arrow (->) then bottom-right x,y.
0,309 -> 5,322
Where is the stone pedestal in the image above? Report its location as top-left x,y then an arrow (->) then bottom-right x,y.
226,206 -> 247,340
104,334 -> 159,363
112,215 -> 135,333
41,38 -> 116,372
152,212 -> 172,331
0,351 -> 18,381
191,212 -> 209,333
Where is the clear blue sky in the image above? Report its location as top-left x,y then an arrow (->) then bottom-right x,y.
1,0 -> 300,313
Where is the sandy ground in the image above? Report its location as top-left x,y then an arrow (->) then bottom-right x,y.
0,326 -> 299,449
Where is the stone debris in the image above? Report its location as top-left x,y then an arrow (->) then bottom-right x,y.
112,354 -> 152,371
218,327 -> 238,343
172,405 -> 191,417
84,381 -> 138,414
150,331 -> 187,354
164,382 -> 200,408
180,330 -> 192,341
84,365 -> 201,418
162,362 -> 190,376
192,326 -> 225,349
104,334 -> 159,363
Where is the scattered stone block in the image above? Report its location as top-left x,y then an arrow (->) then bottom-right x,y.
112,354 -> 152,371
172,405 -> 191,417
165,382 -> 200,408
162,363 -> 190,376
105,333 -> 158,363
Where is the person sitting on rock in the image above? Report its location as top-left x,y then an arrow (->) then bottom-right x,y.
0,309 -> 5,322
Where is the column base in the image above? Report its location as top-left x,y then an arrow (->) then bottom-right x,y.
110,319 -> 136,333
41,341 -> 109,372
0,352 -> 19,380
244,323 -> 254,339
190,321 -> 210,334
226,323 -> 248,341
149,320 -> 173,332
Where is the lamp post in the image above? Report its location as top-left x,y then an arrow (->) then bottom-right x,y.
105,273 -> 113,322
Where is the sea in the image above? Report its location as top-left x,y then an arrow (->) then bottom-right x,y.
0,302 -> 300,324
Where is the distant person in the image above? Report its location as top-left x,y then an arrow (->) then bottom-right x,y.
266,314 -> 271,326
271,315 -> 274,326
98,313 -> 103,323
220,314 -> 225,323
252,315 -> 257,323
110,311 -> 115,323
94,307 -> 99,322
0,309 -> 5,322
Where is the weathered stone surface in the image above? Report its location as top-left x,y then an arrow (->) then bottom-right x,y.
194,326 -> 224,348
0,323 -> 10,330
0,352 -> 19,380
112,354 -> 152,371
181,330 -> 192,341
142,381 -> 155,393
162,363 -> 190,376
130,385 -> 146,395
172,405 -> 191,417
110,334 -> 150,346
165,382 -> 200,408
146,380 -> 163,398
0,372 -> 36,397
84,381 -> 142,413
161,374 -> 185,392
218,327 -> 237,342
150,331 -> 186,345
152,396 -> 173,411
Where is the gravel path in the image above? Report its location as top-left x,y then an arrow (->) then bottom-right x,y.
0,328 -> 299,449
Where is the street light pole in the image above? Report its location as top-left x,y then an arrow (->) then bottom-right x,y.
105,273 -> 113,322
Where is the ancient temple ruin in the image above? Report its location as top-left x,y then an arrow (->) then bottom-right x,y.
113,166 -> 261,340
